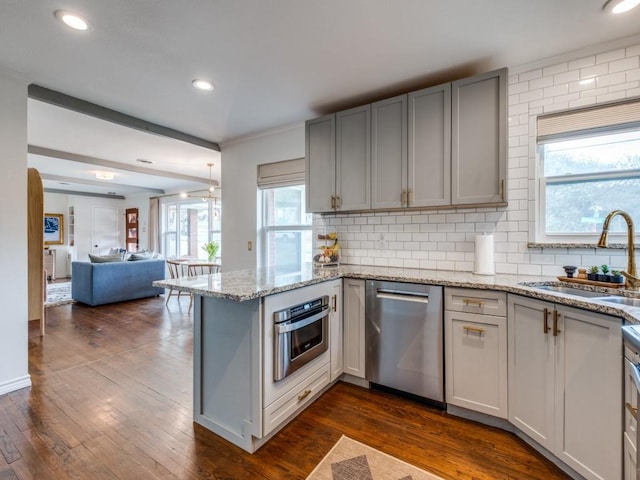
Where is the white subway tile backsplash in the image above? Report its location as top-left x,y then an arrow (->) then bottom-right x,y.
314,42 -> 640,274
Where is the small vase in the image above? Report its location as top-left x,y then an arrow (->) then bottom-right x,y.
208,254 -> 215,262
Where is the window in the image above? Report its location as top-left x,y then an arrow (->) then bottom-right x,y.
537,99 -> 640,242
260,185 -> 312,275
161,198 -> 221,260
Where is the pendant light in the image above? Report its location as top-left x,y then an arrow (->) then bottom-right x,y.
201,163 -> 215,202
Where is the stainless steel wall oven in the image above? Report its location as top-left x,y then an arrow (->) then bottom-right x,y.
273,295 -> 329,381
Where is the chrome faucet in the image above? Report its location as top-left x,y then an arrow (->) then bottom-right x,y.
597,210 -> 640,290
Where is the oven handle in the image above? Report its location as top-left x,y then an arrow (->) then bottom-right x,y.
376,289 -> 429,304
275,308 -> 328,334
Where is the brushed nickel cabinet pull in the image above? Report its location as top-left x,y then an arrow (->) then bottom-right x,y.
463,298 -> 486,307
298,389 -> 312,402
463,325 -> 485,335
626,402 -> 638,420
543,308 -> 550,334
500,179 -> 505,202
553,310 -> 561,337
332,294 -> 337,312
330,195 -> 335,209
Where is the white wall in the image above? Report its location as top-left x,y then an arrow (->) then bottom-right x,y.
221,124 -> 305,270
0,68 -> 30,395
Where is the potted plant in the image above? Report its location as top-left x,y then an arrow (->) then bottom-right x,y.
588,265 -> 599,281
599,264 -> 610,282
201,241 -> 220,262
611,270 -> 625,284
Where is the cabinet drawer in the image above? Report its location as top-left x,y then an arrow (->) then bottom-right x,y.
445,287 -> 506,316
263,362 -> 330,436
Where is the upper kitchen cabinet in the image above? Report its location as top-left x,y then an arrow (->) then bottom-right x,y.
336,105 -> 371,211
306,107 -> 370,213
408,84 -> 451,208
306,114 -> 336,213
451,68 -> 507,206
371,95 -> 407,209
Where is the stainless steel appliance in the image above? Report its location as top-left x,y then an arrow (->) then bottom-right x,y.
365,281 -> 444,404
622,324 -> 640,479
273,295 -> 329,381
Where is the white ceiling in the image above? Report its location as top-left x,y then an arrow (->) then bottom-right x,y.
1,0 -> 640,197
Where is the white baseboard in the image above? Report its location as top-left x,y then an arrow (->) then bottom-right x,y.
0,375 -> 31,396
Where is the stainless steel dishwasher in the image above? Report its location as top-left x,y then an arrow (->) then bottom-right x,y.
365,280 -> 444,405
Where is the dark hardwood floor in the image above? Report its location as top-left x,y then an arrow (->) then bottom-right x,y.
0,296 -> 570,479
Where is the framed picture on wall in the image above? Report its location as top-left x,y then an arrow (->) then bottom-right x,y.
44,213 -> 64,245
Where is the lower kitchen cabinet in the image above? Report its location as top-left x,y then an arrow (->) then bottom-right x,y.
342,278 -> 366,379
445,288 -> 507,418
329,279 -> 343,382
508,295 -> 622,480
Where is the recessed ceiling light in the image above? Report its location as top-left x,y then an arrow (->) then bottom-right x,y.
136,158 -> 155,165
96,171 -> 114,180
603,0 -> 640,14
192,79 -> 215,91
54,10 -> 92,31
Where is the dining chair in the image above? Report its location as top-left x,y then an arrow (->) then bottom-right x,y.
165,259 -> 188,305
187,263 -> 221,314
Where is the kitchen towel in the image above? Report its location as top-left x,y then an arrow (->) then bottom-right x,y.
474,233 -> 495,275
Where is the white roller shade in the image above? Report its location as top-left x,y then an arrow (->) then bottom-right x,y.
257,158 -> 305,188
537,98 -> 640,143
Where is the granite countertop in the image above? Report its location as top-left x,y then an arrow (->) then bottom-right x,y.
153,263 -> 640,324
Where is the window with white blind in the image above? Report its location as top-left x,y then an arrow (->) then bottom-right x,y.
537,98 -> 640,242
258,158 -> 312,274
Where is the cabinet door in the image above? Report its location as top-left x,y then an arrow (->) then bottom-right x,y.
508,295 -> 555,451
451,68 -> 506,205
408,84 -> 450,208
336,105 -> 370,211
371,95 -> 407,209
306,114 -> 336,213
329,280 -> 343,382
343,278 -> 366,379
445,310 -> 507,418
554,305 -> 622,480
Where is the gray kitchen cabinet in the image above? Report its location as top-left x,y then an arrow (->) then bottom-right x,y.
508,295 -> 622,480
452,68 -> 507,205
336,105 -> 371,211
342,278 -> 366,379
408,84 -> 451,208
445,288 -> 507,419
371,95 -> 407,209
305,107 -> 370,213
306,114 -> 335,213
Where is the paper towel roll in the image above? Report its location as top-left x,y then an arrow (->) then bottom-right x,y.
474,233 -> 495,275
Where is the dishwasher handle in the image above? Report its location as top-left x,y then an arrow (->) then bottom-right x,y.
375,289 -> 429,304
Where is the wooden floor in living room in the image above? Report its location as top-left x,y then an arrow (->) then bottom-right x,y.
0,297 -> 570,479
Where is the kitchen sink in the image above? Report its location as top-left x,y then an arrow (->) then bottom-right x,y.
532,285 -> 607,298
596,296 -> 640,308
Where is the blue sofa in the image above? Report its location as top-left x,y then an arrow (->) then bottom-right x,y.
71,259 -> 166,306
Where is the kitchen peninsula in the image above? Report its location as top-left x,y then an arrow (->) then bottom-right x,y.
155,264 -> 637,479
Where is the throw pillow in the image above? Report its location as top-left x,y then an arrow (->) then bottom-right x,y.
88,253 -> 123,263
128,251 -> 152,261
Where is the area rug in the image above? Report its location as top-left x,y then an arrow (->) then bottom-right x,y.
306,435 -> 443,480
45,282 -> 74,307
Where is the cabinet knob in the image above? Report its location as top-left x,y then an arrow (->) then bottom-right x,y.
543,308 -> 550,334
